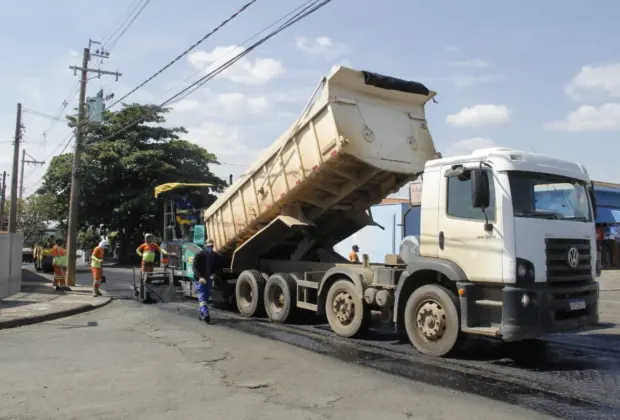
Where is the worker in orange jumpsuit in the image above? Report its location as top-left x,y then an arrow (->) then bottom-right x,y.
349,245 -> 360,263
136,234 -> 168,283
91,241 -> 107,297
50,239 -> 70,291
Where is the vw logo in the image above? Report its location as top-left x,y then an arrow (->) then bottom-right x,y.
567,247 -> 579,268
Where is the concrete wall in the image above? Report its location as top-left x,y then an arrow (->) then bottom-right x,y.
0,232 -> 23,299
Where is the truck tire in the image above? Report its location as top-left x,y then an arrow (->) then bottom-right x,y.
404,284 -> 462,357
325,279 -> 371,338
235,270 -> 267,317
264,273 -> 297,323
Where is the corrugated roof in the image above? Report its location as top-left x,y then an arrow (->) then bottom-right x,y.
593,180 -> 620,190
379,198 -> 409,205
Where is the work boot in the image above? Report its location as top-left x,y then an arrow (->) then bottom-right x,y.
93,289 -> 102,297
202,313 -> 211,324
54,286 -> 62,291
62,286 -> 72,292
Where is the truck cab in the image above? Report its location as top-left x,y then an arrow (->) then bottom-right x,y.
396,147 -> 598,350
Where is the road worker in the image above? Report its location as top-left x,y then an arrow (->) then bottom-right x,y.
91,241 -> 107,297
175,193 -> 197,239
349,245 -> 360,263
136,233 -> 168,283
191,239 -> 217,324
50,239 -> 70,291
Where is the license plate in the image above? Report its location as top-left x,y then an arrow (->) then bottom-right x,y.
569,299 -> 586,311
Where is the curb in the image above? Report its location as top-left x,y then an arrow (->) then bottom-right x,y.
0,297 -> 113,330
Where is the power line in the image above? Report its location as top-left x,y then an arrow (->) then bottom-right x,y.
102,0 -> 144,48
102,0 -> 332,144
166,0 -> 330,105
108,0 -> 258,109
22,108 -> 64,122
32,0 -> 331,188
24,2 -> 148,180
105,0 -> 152,52
155,0 -> 317,103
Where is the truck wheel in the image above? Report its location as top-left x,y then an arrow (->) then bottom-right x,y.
325,279 -> 371,338
264,273 -> 297,323
235,270 -> 267,317
404,284 -> 462,357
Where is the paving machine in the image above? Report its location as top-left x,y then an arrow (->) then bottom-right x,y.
153,183 -> 225,299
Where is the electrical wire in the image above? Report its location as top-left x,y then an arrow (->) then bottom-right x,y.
22,108 -> 64,122
23,0 -> 152,191
102,0 -> 146,50
166,0 -> 330,105
34,0 -> 330,189
105,0 -> 152,53
154,0 -> 317,103
108,0 -> 259,109
101,0 -> 332,144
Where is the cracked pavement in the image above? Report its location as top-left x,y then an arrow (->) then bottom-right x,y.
0,299 -> 555,420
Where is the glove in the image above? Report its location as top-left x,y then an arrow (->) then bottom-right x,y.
199,277 -> 207,284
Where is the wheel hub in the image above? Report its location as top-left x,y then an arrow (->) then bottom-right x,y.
332,291 -> 355,325
268,284 -> 285,313
239,281 -> 253,307
416,301 -> 447,341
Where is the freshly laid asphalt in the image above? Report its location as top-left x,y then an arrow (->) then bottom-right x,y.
3,264 -> 620,419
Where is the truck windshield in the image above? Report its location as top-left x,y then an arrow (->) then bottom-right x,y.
508,171 -> 592,222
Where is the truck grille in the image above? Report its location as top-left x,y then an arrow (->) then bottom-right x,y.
545,238 -> 592,283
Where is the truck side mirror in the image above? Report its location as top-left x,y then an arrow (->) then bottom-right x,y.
471,170 -> 490,209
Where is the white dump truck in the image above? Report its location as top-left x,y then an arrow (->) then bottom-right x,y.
201,66 -> 599,357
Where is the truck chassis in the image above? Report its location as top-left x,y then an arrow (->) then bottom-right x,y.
179,251 -> 598,358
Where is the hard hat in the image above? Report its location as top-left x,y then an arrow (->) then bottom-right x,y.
99,240 -> 108,248
205,239 -> 214,247
145,233 -> 153,240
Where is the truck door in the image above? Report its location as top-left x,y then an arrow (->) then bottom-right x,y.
437,166 -> 504,283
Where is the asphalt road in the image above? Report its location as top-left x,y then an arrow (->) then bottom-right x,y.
61,266 -> 620,418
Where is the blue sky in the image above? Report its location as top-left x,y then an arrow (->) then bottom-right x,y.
1,0 -> 619,198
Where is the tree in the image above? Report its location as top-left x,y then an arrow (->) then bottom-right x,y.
38,104 -> 227,260
3,195 -> 57,244
78,229 -> 101,252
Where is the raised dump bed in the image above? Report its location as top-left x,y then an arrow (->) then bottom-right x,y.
204,66 -> 440,268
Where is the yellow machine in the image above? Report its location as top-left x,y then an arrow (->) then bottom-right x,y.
33,236 -> 55,273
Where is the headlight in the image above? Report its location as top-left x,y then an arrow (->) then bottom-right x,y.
516,258 -> 535,284
521,293 -> 530,308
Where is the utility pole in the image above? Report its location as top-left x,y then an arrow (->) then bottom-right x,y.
65,40 -> 121,286
19,150 -> 45,199
0,171 -> 7,231
9,103 -> 22,233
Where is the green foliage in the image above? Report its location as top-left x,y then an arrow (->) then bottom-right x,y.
3,195 -> 57,244
78,229 -> 101,252
38,104 -> 226,244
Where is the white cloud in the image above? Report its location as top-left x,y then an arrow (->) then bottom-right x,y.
295,36 -> 347,59
217,93 -> 272,115
445,137 -> 498,157
544,103 -> 620,132
446,104 -> 510,127
565,63 -> 620,101
448,59 -> 490,69
444,45 -> 459,53
188,45 -> 284,85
